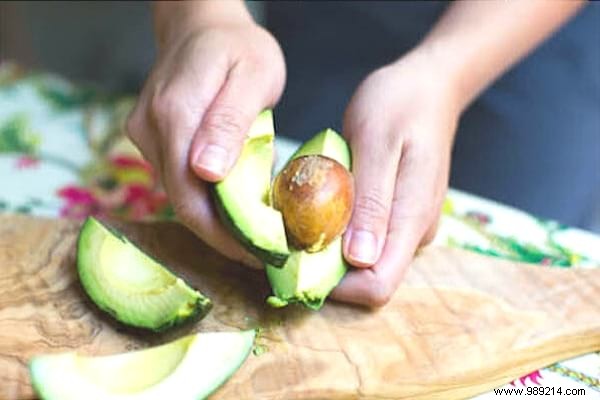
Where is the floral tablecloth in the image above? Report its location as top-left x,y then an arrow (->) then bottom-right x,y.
1,62 -> 598,398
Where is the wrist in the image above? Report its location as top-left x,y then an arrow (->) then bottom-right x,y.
153,0 -> 254,51
410,36 -> 476,114
389,46 -> 465,117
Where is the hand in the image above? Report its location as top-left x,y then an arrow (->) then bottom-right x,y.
127,9 -> 286,267
332,52 -> 460,306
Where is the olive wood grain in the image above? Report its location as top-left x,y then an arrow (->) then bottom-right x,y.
0,214 -> 598,399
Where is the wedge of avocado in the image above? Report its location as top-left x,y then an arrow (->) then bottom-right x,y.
213,110 -> 290,267
266,129 -> 352,310
29,329 -> 255,400
77,217 -> 212,331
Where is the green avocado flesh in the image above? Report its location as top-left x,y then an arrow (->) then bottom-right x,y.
77,217 -> 212,331
266,237 -> 347,310
29,330 -> 255,400
213,110 -> 289,266
290,128 -> 352,170
266,128 -> 352,310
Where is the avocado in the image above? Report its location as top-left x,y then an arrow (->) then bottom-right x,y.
77,217 -> 212,331
266,129 -> 352,310
29,329 -> 255,400
213,110 -> 290,267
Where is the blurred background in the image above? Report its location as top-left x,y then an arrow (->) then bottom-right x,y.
1,1 -> 599,232
0,2 -> 156,92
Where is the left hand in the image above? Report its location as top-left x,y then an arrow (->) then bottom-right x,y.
331,51 -> 460,307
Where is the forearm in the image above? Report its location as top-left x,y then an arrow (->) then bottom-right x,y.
414,0 -> 586,111
153,1 -> 252,50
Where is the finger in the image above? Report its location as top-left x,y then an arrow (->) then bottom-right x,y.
172,175 -> 263,269
332,142 -> 435,306
189,62 -> 277,182
332,216 -> 423,307
150,59 -> 228,152
342,118 -> 403,268
162,135 -> 262,269
153,61 -> 262,268
132,101 -> 262,269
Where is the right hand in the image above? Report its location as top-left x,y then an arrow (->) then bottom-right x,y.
127,7 -> 286,268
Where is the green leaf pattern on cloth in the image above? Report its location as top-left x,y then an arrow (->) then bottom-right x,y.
0,61 -> 598,397
0,114 -> 40,154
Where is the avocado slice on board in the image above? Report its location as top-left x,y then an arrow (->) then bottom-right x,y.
266,129 -> 352,310
29,330 -> 255,400
77,217 -> 212,331
213,110 -> 290,267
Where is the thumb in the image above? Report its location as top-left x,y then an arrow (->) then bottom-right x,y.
343,122 -> 403,267
189,63 -> 277,182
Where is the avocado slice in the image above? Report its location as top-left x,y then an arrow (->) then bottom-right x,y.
77,217 -> 212,331
266,129 -> 352,310
29,330 -> 255,400
213,110 -> 290,267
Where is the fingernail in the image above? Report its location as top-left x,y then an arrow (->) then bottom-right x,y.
196,144 -> 228,177
348,230 -> 378,265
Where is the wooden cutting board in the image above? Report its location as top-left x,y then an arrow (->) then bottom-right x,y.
0,214 -> 598,400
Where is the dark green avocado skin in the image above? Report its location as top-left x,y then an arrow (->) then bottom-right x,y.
211,188 -> 289,267
150,296 -> 213,333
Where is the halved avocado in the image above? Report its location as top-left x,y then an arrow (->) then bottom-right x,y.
266,129 -> 352,310
29,330 -> 255,400
213,110 -> 289,267
77,217 -> 212,331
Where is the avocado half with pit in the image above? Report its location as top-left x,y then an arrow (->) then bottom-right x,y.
213,110 -> 352,309
29,329 -> 255,400
77,217 -> 212,331
212,110 -> 289,266
266,129 -> 352,310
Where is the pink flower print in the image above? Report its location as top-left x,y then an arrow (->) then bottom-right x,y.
123,184 -> 169,220
466,211 -> 491,225
57,186 -> 101,219
511,370 -> 543,386
540,257 -> 553,266
14,156 -> 39,169
109,155 -> 152,173
108,154 -> 156,188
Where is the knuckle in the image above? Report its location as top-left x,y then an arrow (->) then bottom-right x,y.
171,200 -> 196,223
384,129 -> 403,151
149,92 -> 169,119
150,90 -> 190,131
364,277 -> 393,307
125,111 -> 141,142
242,52 -> 267,73
124,109 -> 154,162
344,113 -> 372,142
202,106 -> 249,143
353,191 -> 390,227
347,124 -> 366,145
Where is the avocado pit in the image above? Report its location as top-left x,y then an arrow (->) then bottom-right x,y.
273,155 -> 354,252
